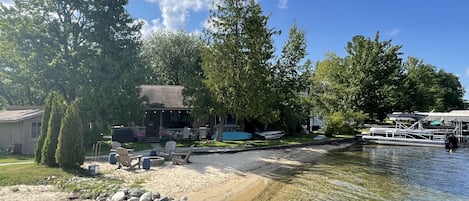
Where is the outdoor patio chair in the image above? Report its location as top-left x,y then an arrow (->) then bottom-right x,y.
181,127 -> 192,142
110,141 -> 134,153
198,127 -> 207,140
110,141 -> 121,151
159,140 -> 176,161
171,144 -> 195,165
115,147 -> 142,170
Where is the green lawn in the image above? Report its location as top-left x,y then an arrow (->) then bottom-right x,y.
0,151 -> 34,164
85,141 -> 153,156
187,133 -> 335,148
0,163 -> 80,186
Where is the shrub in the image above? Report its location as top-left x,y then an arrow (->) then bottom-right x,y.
324,112 -> 355,137
56,101 -> 85,169
41,94 -> 66,167
35,92 -> 55,163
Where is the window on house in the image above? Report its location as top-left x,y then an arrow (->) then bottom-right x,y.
31,122 -> 41,139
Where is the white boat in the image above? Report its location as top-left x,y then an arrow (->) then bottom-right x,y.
362,111 -> 469,148
255,130 -> 285,139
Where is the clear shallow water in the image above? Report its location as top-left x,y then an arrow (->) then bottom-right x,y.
256,145 -> 469,201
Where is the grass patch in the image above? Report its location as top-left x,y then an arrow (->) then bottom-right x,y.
0,161 -> 128,199
183,132 -> 357,148
121,142 -> 153,151
85,141 -> 153,156
189,133 -> 326,148
0,151 -> 34,164
0,163 -> 77,186
56,177 -> 123,199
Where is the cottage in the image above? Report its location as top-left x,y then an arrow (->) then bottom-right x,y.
140,85 -> 194,142
0,106 -> 42,154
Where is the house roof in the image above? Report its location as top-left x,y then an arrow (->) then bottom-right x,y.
140,85 -> 188,110
0,109 -> 43,123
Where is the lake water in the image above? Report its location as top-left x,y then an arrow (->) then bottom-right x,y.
256,144 -> 469,201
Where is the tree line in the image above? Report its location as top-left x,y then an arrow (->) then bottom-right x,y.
310,33 -> 466,126
0,0 -> 145,133
1,0 -> 466,143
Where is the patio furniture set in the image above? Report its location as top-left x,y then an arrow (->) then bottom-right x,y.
109,141 -> 194,170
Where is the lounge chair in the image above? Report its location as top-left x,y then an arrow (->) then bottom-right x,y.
110,141 -> 134,153
171,144 -> 195,165
115,147 -> 142,170
159,140 -> 176,161
111,141 -> 121,149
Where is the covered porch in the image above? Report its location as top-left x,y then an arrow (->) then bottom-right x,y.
140,85 -> 206,142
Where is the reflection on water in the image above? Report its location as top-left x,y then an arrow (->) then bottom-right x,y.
256,145 -> 469,201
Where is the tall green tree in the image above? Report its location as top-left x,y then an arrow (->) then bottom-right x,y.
400,57 -> 465,112
310,53 -> 350,117
400,57 -> 441,111
41,94 -> 66,167
345,32 -> 403,120
143,30 -> 203,85
272,22 -> 311,133
202,0 -> 277,140
1,0 -> 146,132
34,92 -> 56,163
435,69 -> 465,111
0,1 -> 50,105
76,0 -> 146,130
309,53 -> 367,129
56,101 -> 84,169
179,44 -> 218,123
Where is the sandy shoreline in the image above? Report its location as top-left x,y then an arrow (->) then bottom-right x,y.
0,143 -> 352,201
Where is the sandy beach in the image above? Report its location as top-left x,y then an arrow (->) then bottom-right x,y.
0,143 -> 352,201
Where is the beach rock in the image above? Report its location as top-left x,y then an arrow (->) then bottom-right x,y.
128,197 -> 140,201
129,188 -> 145,197
139,192 -> 153,201
180,196 -> 188,201
158,196 -> 169,201
111,191 -> 126,201
96,192 -> 111,201
95,194 -> 108,201
153,192 -> 161,199
66,193 -> 79,200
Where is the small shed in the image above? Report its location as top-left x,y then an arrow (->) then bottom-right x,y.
0,107 -> 43,154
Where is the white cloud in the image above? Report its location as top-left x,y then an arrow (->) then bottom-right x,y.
144,0 -> 212,30
0,0 -> 14,7
278,0 -> 288,9
386,28 -> 400,36
138,18 -> 165,39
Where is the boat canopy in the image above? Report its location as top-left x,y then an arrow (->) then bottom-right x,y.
388,113 -> 427,121
417,110 -> 469,122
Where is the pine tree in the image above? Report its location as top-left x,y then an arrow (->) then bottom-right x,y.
56,101 -> 84,169
202,0 -> 278,140
41,94 -> 66,167
34,92 -> 55,163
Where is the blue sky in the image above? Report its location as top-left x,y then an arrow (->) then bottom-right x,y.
126,0 -> 469,100
1,0 -> 467,100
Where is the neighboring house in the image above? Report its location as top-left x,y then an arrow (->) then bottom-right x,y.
0,107 -> 43,154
